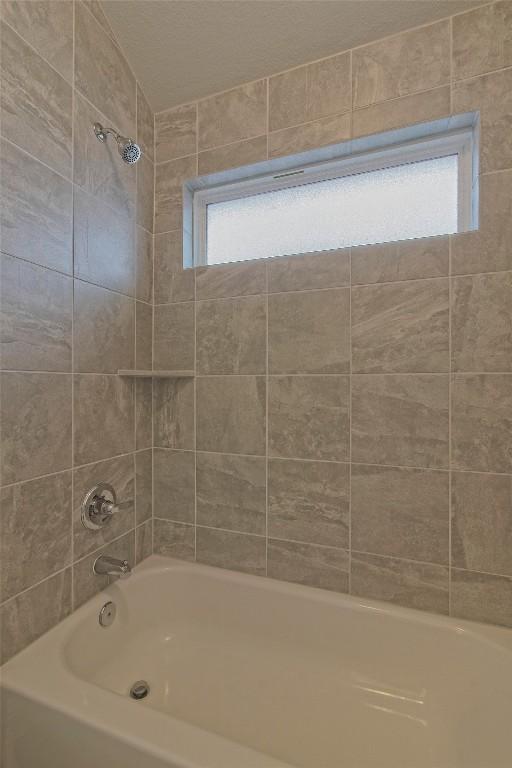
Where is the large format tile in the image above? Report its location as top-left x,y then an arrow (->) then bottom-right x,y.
0,139 -> 72,274
135,449 -> 152,525
451,374 -> 512,473
73,375 -> 134,466
267,539 -> 349,593
81,1 -> 117,46
73,280 -> 135,373
73,454 -> 135,560
135,301 -> 152,371
269,113 -> 351,158
269,53 -> 351,131
352,374 -> 449,468
74,1 -> 135,137
452,471 -> 512,576
73,186 -> 136,296
268,376 -> 350,461
199,136 -> 267,175
1,0 -> 73,82
195,260 -> 266,300
154,155 -> 196,233
136,519 -> 152,564
0,471 -> 72,602
153,449 -> 195,523
198,80 -> 267,151
353,20 -> 450,108
73,531 -> 135,609
268,459 -> 349,548
0,254 -> 72,371
136,226 -> 153,303
196,527 -> 266,575
452,1 -> 512,81
137,84 -> 154,163
196,452 -> 266,534
352,86 -> 450,138
137,155 -> 154,233
196,296 -> 266,374
196,376 -> 266,455
351,235 -> 449,285
73,93 -> 135,219
352,278 -> 449,373
154,303 -> 194,371
267,248 -> 350,293
451,171 -> 512,275
451,569 -> 512,628
135,379 -> 152,450
155,103 -> 197,163
153,519 -> 195,561
452,273 -> 512,372
269,289 -> 350,374
0,568 -> 71,664
0,372 -> 72,485
351,464 -> 449,564
453,68 -> 512,174
153,378 -> 195,450
0,21 -> 72,178
351,553 -> 449,614
154,231 -> 195,304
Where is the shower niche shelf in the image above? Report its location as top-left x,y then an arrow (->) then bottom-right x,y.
117,370 -> 195,379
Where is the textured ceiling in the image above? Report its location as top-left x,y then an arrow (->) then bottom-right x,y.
103,0 -> 480,113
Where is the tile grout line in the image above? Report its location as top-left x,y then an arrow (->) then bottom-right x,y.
193,109 -> 199,561
265,264 -> 269,575
4,453 -> 511,495
134,82 -> 139,562
5,369 -> 512,378
448,222 -> 453,616
348,247 -> 353,594
151,105 -> 156,557
70,0 -> 76,611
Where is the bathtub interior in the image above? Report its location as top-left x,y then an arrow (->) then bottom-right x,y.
59,559 -> 512,768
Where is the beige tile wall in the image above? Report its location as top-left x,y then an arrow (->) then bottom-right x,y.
1,0 -> 511,665
0,0 -> 154,663
152,1 -> 512,628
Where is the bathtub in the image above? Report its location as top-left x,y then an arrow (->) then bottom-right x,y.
2,555 -> 512,768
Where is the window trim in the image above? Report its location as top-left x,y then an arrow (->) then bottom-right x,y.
192,126 -> 475,267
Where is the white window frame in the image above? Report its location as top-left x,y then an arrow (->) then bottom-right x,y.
192,127 -> 475,267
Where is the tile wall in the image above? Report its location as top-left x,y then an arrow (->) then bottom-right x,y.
0,0 -> 154,663
1,0 -> 511,665
152,1 -> 512,627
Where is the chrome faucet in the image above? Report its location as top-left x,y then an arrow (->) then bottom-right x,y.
93,555 -> 131,578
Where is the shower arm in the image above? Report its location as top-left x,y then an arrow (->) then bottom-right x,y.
93,122 -> 122,143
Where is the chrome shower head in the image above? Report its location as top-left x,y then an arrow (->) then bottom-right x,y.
93,122 -> 142,164
117,136 -> 141,164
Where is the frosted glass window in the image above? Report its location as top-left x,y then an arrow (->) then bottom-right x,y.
205,156 -> 458,265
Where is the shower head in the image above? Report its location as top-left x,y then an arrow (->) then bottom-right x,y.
93,122 -> 142,164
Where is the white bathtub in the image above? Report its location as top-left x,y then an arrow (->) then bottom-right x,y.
2,555 -> 512,768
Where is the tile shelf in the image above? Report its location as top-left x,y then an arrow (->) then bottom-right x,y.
117,370 -> 195,378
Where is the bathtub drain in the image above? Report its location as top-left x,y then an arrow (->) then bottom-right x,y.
129,680 -> 150,700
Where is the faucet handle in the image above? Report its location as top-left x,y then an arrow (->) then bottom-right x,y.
81,483 -> 130,530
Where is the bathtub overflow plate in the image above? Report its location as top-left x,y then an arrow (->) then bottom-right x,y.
99,601 -> 116,627
130,680 -> 150,700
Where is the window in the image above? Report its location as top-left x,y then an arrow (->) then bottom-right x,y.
191,124 -> 476,267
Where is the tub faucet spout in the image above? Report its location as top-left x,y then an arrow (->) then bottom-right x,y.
93,555 -> 131,578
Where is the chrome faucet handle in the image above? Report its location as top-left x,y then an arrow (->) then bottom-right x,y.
81,483 -> 130,530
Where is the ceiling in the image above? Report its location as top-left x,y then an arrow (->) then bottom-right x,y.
103,0 -> 480,114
